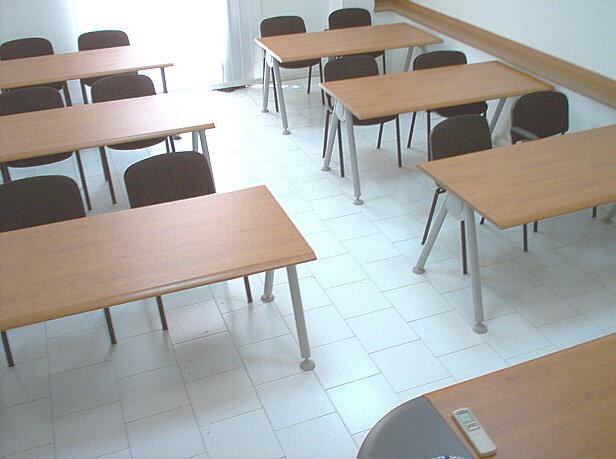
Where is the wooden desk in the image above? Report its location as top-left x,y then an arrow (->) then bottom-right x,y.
320,61 -> 553,204
0,186 -> 317,370
360,333 -> 616,458
413,125 -> 616,332
0,46 -> 173,93
254,23 -> 442,134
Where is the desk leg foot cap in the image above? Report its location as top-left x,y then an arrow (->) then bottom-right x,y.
321,166 -> 331,171
261,294 -> 275,303
282,129 -> 291,135
353,198 -> 364,206
473,323 -> 488,334
262,109 -> 269,113
601,217 -> 613,225
412,266 -> 425,274
300,359 -> 315,371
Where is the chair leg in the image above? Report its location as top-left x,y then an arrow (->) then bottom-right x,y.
62,84 -> 73,107
322,110 -> 331,158
2,330 -> 14,367
271,68 -> 279,113
337,120 -> 344,178
170,136 -> 176,153
156,296 -> 168,330
377,123 -> 385,149
460,220 -> 468,275
406,112 -> 417,148
307,65 -> 313,94
523,224 -> 528,252
104,308 -> 116,344
533,221 -> 538,232
74,150 -> 92,211
243,276 -> 253,303
318,60 -> 325,105
80,81 -> 89,104
395,116 -> 402,167
426,111 -> 432,160
99,147 -> 117,204
421,188 -> 444,244
592,206 -> 597,218
382,52 -> 386,74
1,164 -> 11,183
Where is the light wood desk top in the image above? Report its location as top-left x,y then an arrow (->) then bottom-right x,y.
418,124 -> 616,229
255,23 -> 441,64
0,89 -> 215,162
320,61 -> 553,120
0,186 -> 316,331
0,46 -> 172,90
427,333 -> 616,458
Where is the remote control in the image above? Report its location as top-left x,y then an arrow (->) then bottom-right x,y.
452,408 -> 497,457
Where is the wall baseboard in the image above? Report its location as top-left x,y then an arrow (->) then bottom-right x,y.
375,0 -> 616,109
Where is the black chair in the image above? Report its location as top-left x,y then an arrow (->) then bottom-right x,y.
260,16 -> 324,109
0,176 -> 114,367
77,30 -> 131,104
425,115 -> 493,274
507,90 -> 584,250
91,73 -> 174,206
406,51 -> 488,159
322,56 -> 401,177
0,37 -> 73,106
0,87 -> 92,210
124,152 -> 253,322
328,8 -> 386,73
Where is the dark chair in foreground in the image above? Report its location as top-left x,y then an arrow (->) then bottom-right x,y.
0,86 -> 92,210
77,30 -> 131,103
425,115 -> 493,274
328,8 -> 386,73
260,16 -> 324,110
0,176 -> 114,367
124,152 -> 253,323
322,56 -> 401,177
0,37 -> 73,106
91,73 -> 174,205
406,51 -> 488,159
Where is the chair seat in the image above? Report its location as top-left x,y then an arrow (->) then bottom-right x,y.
108,138 -> 166,151
354,114 -> 396,126
82,71 -> 138,88
434,101 -> 487,118
281,58 -> 321,70
7,152 -> 73,168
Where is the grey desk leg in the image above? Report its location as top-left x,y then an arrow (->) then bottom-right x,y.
261,270 -> 275,302
413,196 -> 449,273
160,68 -> 169,93
322,101 -> 340,172
271,59 -> 290,135
602,203 -> 616,224
403,46 -> 415,72
262,56 -> 271,113
192,132 -> 199,151
464,204 -> 487,334
342,107 -> 363,205
489,98 -> 507,133
198,130 -> 215,190
287,265 -> 315,371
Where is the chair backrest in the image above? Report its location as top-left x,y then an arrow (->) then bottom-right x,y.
260,16 -> 307,37
430,115 -> 492,161
90,74 -> 156,103
413,50 -> 467,71
0,86 -> 63,115
0,175 -> 85,232
324,55 -> 379,83
328,8 -> 372,29
78,30 -> 130,51
0,37 -> 54,60
510,91 -> 569,143
124,151 -> 215,209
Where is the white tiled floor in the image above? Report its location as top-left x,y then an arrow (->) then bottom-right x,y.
1,77 -> 615,459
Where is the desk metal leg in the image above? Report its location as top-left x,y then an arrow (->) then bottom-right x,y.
322,102 -> 340,171
198,130 -> 215,191
271,59 -> 290,135
262,56 -> 271,113
464,205 -> 487,333
160,68 -> 169,94
261,270 -> 275,302
192,132 -> 198,151
403,46 -> 415,72
337,106 -> 363,205
287,265 -> 314,371
413,196 -> 449,273
489,98 -> 507,133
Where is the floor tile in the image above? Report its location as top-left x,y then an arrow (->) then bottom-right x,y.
224,303 -> 289,346
165,299 -> 226,345
397,377 -> 456,401
327,374 -> 400,434
161,285 -> 214,310
284,305 -> 353,348
312,338 -> 379,389
385,282 -> 452,322
239,334 -> 304,386
1,444 -> 55,459
309,195 -> 361,220
566,288 -> 616,331
304,231 -> 348,259
175,332 -> 242,382
480,259 -> 544,296
127,406 -> 204,459
504,286 -> 578,327
257,371 -> 334,430
438,344 -> 508,382
538,315 -> 604,350
325,279 -> 392,319
324,213 -> 380,241
51,361 -> 118,418
0,398 -> 53,457
482,313 -> 552,359
110,299 -> 163,340
48,327 -> 112,375
277,413 -> 358,459
343,233 -> 401,264
54,402 -> 127,459
111,331 -> 176,379
46,310 -> 106,339
532,263 -> 601,299
1,324 -> 47,367
271,276 -> 331,317
201,409 -> 283,459
309,254 -> 367,289
374,214 -> 426,243
187,368 -> 261,426
363,256 -> 421,291
346,308 -> 418,352
0,358 -> 49,409
442,284 -> 515,325
118,365 -> 188,423
289,210 -> 329,236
